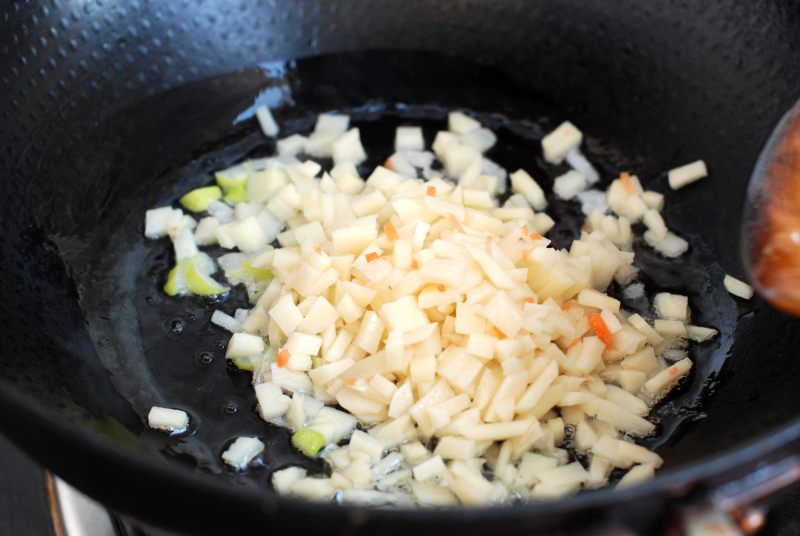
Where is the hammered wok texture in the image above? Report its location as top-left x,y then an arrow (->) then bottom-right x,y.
1,1 -> 800,535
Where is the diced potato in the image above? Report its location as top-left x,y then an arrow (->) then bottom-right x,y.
332,128 -> 367,166
578,289 -> 621,313
400,441 -> 430,464
643,358 -> 692,397
448,462 -> 501,505
269,294 -> 304,335
627,314 -> 665,346
332,223 -> 378,256
641,191 -> 664,211
412,482 -> 458,506
448,111 -> 481,134
222,437 -> 264,470
308,358 -> 354,386
226,333 -> 265,358
542,121 -> 583,163
285,332 -> 322,356
553,170 -> 587,200
349,430 -> 384,462
617,463 -> 655,489
510,169 -> 547,210
605,385 -> 648,416
297,297 -> 339,335
686,325 -> 718,342
272,466 -> 307,494
644,230 -> 689,258
653,293 -> 689,321
438,346 -> 484,392
379,296 -> 428,332
412,455 -> 448,482
584,397 -> 655,436
536,462 -> 589,488
336,387 -> 386,418
291,478 -> 336,500
723,274 -> 753,300
271,364 -> 313,394
370,415 -> 416,448
668,160 -> 707,190
517,360 -> 559,412
643,209 -> 668,241
592,436 -> 663,469
151,110 -> 704,505
147,406 -> 189,434
431,436 -> 475,461
460,128 -> 497,153
353,312 -> 385,355
410,352 -> 436,384
395,126 -> 425,152
621,347 -> 660,375
466,333 -> 496,360
654,319 -> 687,338
460,419 -> 536,441
388,382 -> 414,418
352,190 -> 388,217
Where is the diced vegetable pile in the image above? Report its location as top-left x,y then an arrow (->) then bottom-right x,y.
144,106 -> 734,506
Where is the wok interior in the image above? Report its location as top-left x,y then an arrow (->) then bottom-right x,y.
1,0 -> 800,530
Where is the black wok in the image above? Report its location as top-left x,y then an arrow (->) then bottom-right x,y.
1,1 -> 800,534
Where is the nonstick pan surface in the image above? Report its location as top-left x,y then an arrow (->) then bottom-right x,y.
1,1 -> 800,535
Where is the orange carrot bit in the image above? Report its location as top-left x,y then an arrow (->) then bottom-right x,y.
345,378 -> 357,386
524,296 -> 537,304
384,157 -> 394,170
436,283 -> 446,292
383,221 -> 398,242
530,232 -> 543,241
365,252 -> 380,263
277,348 -> 290,368
314,246 -> 322,255
588,312 -> 613,347
669,366 -> 679,377
620,171 -> 634,195
426,185 -> 436,197
410,259 -> 419,270
568,338 -> 582,349
448,213 -> 464,232
562,300 -> 576,311
492,325 -> 507,340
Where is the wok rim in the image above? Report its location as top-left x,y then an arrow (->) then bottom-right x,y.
1,371 -> 798,528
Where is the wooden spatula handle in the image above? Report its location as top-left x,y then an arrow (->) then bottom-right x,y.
746,103 -> 800,315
